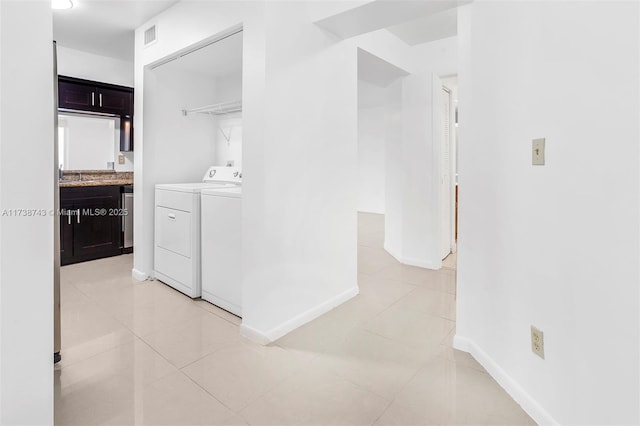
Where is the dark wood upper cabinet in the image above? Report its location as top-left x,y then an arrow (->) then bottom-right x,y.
58,76 -> 134,151
96,87 -> 133,116
59,80 -> 95,110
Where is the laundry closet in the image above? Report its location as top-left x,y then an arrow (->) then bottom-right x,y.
145,29 -> 244,317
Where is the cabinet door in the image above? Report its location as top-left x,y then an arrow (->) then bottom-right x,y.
73,189 -> 122,261
60,204 -> 75,266
59,80 -> 96,111
97,87 -> 132,115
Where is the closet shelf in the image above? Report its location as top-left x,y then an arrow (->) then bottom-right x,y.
181,100 -> 242,116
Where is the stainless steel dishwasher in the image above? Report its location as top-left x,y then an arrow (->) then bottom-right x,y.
122,184 -> 133,252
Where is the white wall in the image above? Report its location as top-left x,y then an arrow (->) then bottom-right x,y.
384,74 -> 442,269
412,35 -> 458,75
357,80 -> 388,214
213,73 -> 243,169
56,45 -> 134,87
246,1 -> 359,340
0,1 -> 54,424
213,115 -> 243,169
455,2 -> 639,425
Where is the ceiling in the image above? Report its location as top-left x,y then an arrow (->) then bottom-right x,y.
386,8 -> 457,46
53,0 -> 180,62
358,48 -> 409,88
53,0 -> 459,64
157,31 -> 243,79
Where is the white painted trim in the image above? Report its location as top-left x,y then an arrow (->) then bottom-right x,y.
384,242 -> 441,270
132,268 -> 149,281
453,335 -> 559,426
239,323 -> 271,346
240,286 -> 359,345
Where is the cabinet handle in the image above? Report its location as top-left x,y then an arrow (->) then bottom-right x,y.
77,209 -> 80,224
168,214 -> 176,220
91,92 -> 95,106
99,93 -> 102,107
67,210 -> 71,225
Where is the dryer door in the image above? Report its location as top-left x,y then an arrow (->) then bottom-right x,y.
156,206 -> 192,258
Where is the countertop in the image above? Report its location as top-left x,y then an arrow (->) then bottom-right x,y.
59,170 -> 133,188
60,179 -> 133,188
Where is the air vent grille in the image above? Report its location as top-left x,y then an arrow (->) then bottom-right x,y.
144,25 -> 157,46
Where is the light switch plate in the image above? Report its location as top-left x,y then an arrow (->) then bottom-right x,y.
532,138 -> 545,165
118,154 -> 125,165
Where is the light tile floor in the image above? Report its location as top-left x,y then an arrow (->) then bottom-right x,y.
55,212 -> 535,425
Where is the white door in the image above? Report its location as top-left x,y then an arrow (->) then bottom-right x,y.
440,86 -> 453,259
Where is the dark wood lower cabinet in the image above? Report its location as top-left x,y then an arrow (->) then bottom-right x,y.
60,186 -> 122,266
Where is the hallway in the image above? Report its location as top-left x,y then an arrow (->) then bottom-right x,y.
55,213 -> 534,425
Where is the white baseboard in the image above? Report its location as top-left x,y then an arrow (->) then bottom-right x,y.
132,268 -> 149,281
240,286 -> 359,345
453,335 -> 559,425
240,323 -> 272,345
384,242 -> 441,270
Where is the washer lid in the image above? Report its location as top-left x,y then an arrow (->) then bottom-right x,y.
201,186 -> 242,198
155,182 -> 237,193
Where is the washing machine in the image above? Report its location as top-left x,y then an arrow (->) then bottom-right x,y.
201,186 -> 242,316
154,167 -> 241,298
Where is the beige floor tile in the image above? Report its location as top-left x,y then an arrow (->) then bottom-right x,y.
319,292 -> 391,330
56,338 -> 176,392
112,293 -> 206,337
182,341 -> 310,412
62,255 -> 134,287
54,368 -> 143,426
274,311 -> 356,356
108,372 -> 236,426
60,300 -> 136,367
362,302 -> 455,358
60,281 -> 92,308
141,310 -> 240,368
357,212 -> 385,232
376,262 -> 441,285
195,299 -> 242,326
240,365 -> 390,425
358,246 -> 399,275
443,251 -> 458,269
358,229 -> 385,248
379,356 -> 534,425
97,280 -> 189,311
312,329 -> 426,400
358,274 -> 417,304
377,262 -> 457,294
437,346 -> 487,373
392,286 -> 456,320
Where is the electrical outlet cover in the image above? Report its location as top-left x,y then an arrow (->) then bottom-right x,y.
531,325 -> 545,359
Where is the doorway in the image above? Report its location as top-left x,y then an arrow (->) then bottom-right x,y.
440,75 -> 458,268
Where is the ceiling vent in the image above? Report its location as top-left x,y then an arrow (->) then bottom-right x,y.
144,25 -> 157,47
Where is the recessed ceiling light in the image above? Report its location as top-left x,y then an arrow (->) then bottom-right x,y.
52,0 -> 74,10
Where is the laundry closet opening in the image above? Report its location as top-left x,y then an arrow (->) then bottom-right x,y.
143,27 -> 244,317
